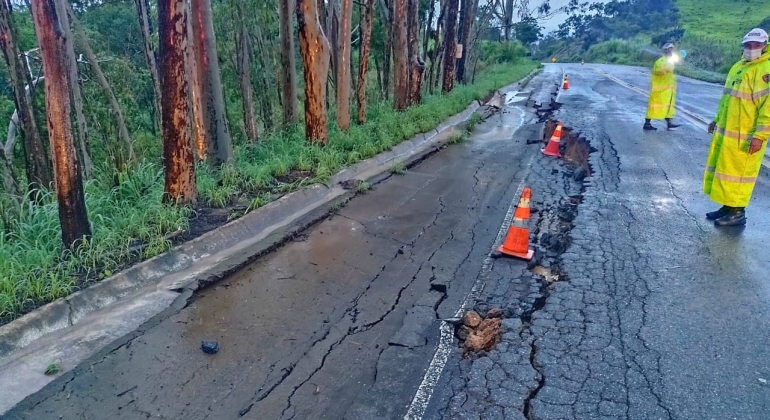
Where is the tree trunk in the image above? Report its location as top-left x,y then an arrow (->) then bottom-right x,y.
30,0 -> 91,248
253,25 -> 274,133
428,0 -> 446,95
237,22 -> 258,142
356,0 -> 373,125
503,0 -> 513,41
190,0 -> 233,166
279,0 -> 299,126
158,0 -> 196,204
186,5 -> 206,161
407,0 -> 424,105
297,0 -> 331,144
328,1 -> 339,93
381,0 -> 392,100
66,2 -> 135,162
55,0 -> 92,179
456,0 -> 474,84
422,0 -> 434,60
134,0 -> 162,131
0,0 -> 51,192
392,0 -> 408,110
336,0 -> 352,130
442,0 -> 459,93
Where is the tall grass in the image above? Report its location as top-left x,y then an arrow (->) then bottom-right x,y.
0,60 -> 539,324
676,0 -> 770,42
0,162 -> 189,324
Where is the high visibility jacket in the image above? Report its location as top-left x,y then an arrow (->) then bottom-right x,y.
645,56 -> 677,119
704,50 -> 770,207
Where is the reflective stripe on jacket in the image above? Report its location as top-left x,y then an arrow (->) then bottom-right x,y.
646,56 -> 677,119
704,50 -> 770,207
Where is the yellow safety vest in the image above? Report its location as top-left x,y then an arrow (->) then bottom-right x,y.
645,56 -> 677,119
704,50 -> 770,207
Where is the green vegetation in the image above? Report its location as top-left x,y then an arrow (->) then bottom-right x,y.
0,60 -> 539,324
390,163 -> 407,175
539,0 -> 768,83
676,0 -> 770,42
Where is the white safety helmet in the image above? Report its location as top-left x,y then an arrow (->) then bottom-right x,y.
662,43 -> 675,50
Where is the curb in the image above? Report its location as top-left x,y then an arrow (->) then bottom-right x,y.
0,67 -> 542,414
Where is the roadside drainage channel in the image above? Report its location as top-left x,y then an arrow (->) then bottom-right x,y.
0,69 -> 544,415
450,117 -> 594,419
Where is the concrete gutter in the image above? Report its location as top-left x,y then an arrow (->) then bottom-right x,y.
0,68 -> 542,414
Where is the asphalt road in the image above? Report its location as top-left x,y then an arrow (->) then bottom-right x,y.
423,64 -> 770,420
6,64 -> 770,420
3,73 -> 554,419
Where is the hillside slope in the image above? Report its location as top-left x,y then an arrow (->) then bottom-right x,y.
676,0 -> 770,41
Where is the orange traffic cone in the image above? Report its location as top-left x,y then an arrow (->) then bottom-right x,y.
542,123 -> 563,158
497,188 -> 535,260
562,75 -> 569,90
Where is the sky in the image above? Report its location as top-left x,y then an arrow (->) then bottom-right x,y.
537,0 -> 611,34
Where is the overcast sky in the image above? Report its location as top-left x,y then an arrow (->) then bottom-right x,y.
537,0 -> 611,34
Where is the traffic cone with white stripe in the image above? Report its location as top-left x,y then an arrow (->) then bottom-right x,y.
542,123 -> 563,158
562,75 -> 570,90
496,187 -> 535,261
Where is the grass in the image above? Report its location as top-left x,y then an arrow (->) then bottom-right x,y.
0,60 -> 540,325
390,162 -> 407,175
676,0 -> 770,42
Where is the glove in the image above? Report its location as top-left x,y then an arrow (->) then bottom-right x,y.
708,121 -> 716,134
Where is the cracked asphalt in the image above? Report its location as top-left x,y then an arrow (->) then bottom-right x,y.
3,74 -> 551,419
422,64 -> 770,420
7,64 -> 770,420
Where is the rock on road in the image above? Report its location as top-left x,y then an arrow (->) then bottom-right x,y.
4,64 -> 770,420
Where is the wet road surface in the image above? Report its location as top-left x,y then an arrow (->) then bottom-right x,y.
423,64 -> 770,420
3,74 -> 554,419
7,64 -> 770,420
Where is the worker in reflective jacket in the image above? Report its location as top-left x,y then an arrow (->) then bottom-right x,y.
704,28 -> 770,227
644,43 -> 681,131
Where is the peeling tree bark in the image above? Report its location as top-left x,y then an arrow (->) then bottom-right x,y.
134,0 -> 162,132
30,0 -> 91,248
407,0 -> 424,105
237,20 -> 257,142
296,0 -> 331,144
0,0 -> 51,193
392,0 -> 408,110
55,0 -> 92,179
336,0 -> 352,130
356,0 -> 373,125
159,0 -> 196,204
66,2 -> 135,162
279,0 -> 298,126
190,0 -> 233,166
442,0 -> 459,93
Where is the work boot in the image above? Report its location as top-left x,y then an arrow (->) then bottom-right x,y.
706,206 -> 730,220
643,123 -> 657,131
667,123 -> 681,130
715,208 -> 746,227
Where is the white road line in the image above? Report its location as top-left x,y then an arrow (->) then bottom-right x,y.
403,148 -> 536,420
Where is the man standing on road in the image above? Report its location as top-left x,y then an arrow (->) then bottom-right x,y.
644,43 -> 681,131
704,28 -> 770,227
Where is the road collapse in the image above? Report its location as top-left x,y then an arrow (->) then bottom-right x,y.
454,80 -> 594,358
